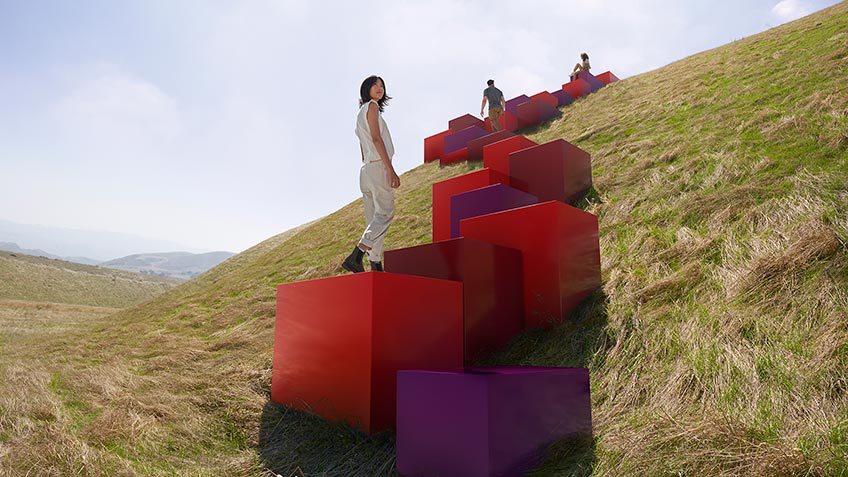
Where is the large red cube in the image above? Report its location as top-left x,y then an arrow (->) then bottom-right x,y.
272,272 -> 464,433
482,135 -> 538,180
449,114 -> 486,131
508,139 -> 592,204
424,130 -> 452,163
432,168 -> 508,242
385,238 -> 523,364
466,130 -> 515,161
515,98 -> 561,129
562,79 -> 592,99
460,201 -> 600,329
595,71 -> 620,85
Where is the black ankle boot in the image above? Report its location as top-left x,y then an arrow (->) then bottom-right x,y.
370,261 -> 384,272
341,246 -> 365,273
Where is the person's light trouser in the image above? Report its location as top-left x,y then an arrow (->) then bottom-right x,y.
359,160 -> 395,262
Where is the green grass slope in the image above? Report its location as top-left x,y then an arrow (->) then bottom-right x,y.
2,4 -> 847,476
0,251 -> 179,308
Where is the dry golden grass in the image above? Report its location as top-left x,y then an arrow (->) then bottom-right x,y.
0,251 -> 178,308
2,3 -> 847,476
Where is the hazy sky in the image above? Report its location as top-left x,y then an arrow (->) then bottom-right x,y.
0,0 -> 839,253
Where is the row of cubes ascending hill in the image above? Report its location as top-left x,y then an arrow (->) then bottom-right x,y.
271,69 -> 618,476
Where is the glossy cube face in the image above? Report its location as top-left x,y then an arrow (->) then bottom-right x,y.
465,130 -> 514,161
272,272 -> 464,433
459,201 -> 601,328
444,126 -> 489,155
432,168 -> 508,242
449,114 -> 486,131
385,237 -> 524,364
396,367 -> 592,477
449,184 -> 538,238
424,130 -> 451,163
595,71 -> 620,85
515,98 -> 561,129
508,139 -> 592,204
562,78 -> 592,99
482,135 -> 538,180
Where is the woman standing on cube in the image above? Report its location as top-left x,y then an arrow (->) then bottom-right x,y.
342,75 -> 400,273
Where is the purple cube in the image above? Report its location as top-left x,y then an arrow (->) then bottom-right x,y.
504,94 -> 531,115
551,89 -> 575,107
576,71 -> 605,92
449,184 -> 538,238
444,126 -> 490,154
396,367 -> 593,477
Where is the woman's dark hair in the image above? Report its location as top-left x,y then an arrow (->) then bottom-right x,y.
359,75 -> 391,112
580,52 -> 589,61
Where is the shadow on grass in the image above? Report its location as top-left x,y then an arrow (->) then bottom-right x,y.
258,403 -> 396,477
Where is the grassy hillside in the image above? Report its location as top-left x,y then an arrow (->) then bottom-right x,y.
2,4 -> 847,476
0,251 -> 179,308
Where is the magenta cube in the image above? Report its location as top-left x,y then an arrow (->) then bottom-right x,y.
449,184 -> 538,238
508,139 -> 592,204
397,367 -> 592,477
444,126 -> 489,154
384,238 -> 523,364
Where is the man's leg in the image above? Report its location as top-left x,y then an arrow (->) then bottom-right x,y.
489,107 -> 503,132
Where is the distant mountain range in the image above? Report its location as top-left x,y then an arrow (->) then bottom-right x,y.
0,242 -> 234,281
0,219 -> 204,261
100,251 -> 235,280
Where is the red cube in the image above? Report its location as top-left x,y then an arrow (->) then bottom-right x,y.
482,135 -> 538,180
466,130 -> 515,161
449,114 -> 486,131
440,148 -> 469,166
530,91 -> 558,108
595,71 -> 620,85
562,79 -> 592,99
508,139 -> 592,204
515,98 -> 561,129
432,168 -> 508,242
424,130 -> 452,163
460,201 -> 600,329
272,272 -> 464,433
385,238 -> 523,364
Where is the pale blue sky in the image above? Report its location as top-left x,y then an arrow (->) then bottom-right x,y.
0,0 -> 840,253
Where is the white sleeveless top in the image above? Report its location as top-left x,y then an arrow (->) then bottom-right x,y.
356,99 -> 394,163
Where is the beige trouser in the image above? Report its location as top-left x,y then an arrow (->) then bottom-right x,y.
359,160 -> 395,262
488,106 -> 503,131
